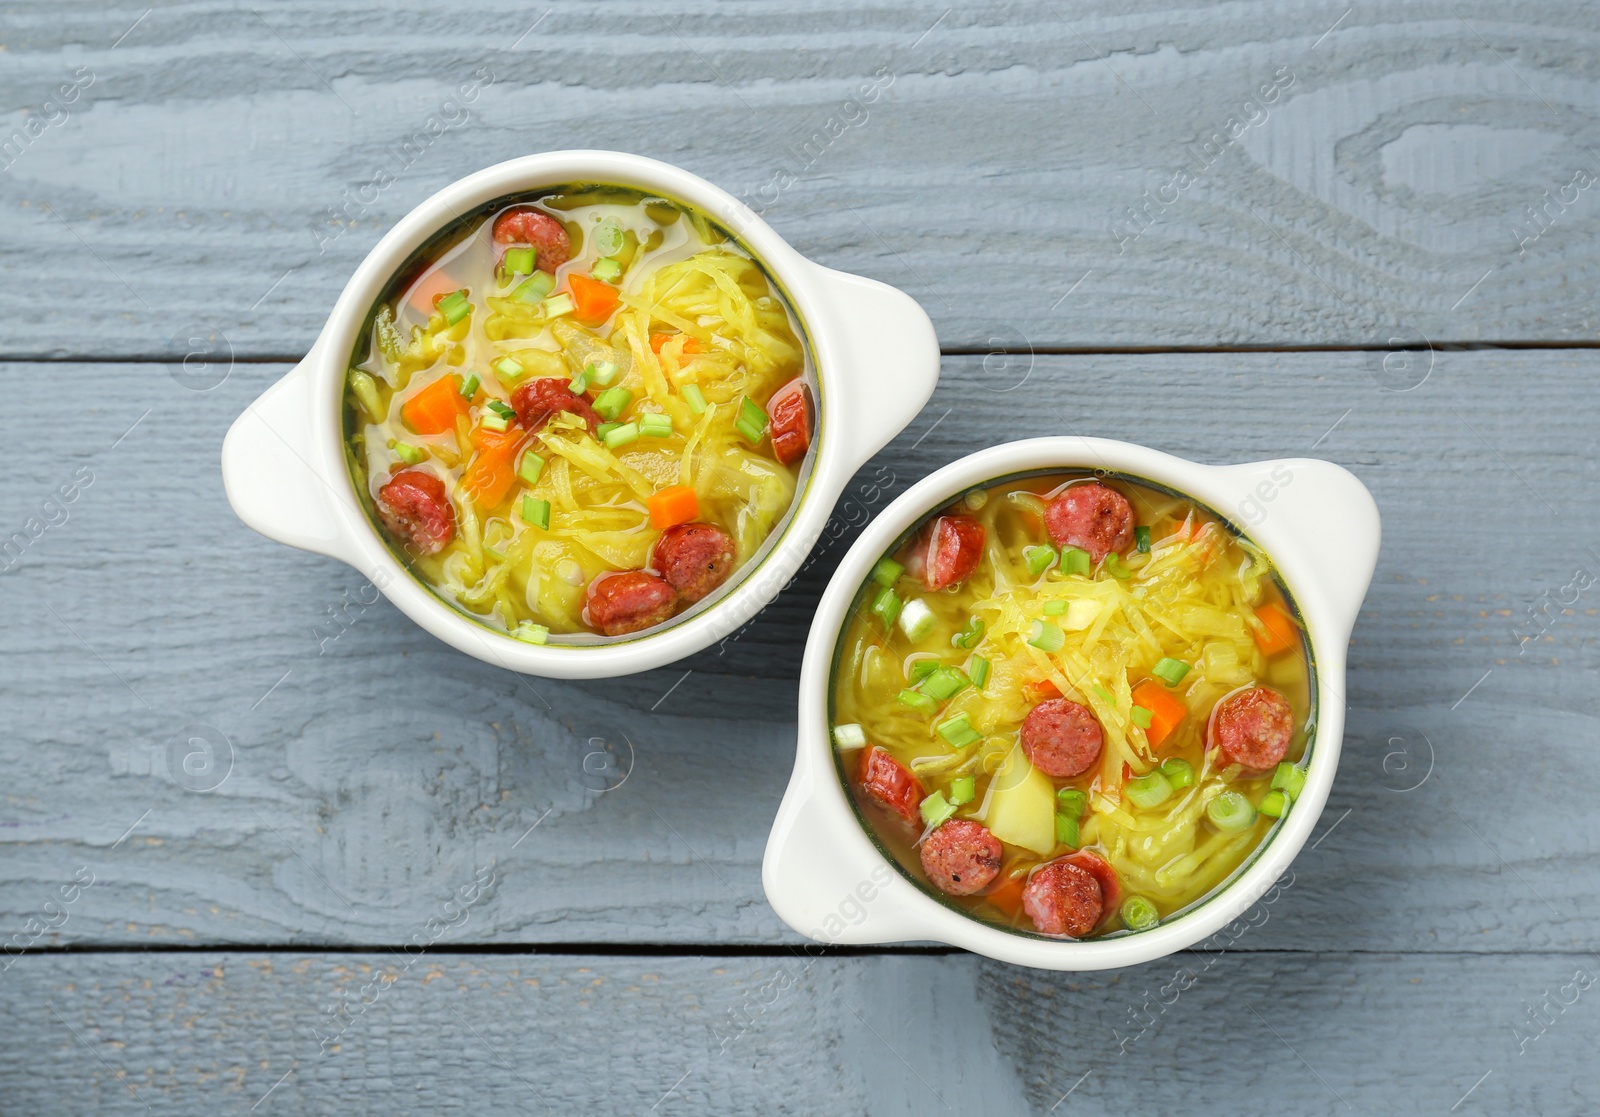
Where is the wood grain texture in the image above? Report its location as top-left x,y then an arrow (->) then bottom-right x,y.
3,949 -> 1598,1115
1,349 -> 1595,951
2,2 -> 1600,355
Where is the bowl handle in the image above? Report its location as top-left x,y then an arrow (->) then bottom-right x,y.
1216,457 -> 1381,640
221,354 -> 364,567
807,264 -> 941,474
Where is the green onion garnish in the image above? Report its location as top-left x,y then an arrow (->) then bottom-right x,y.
899,598 -> 936,643
593,386 -> 633,421
1152,657 -> 1191,686
1158,757 -> 1194,789
514,272 -> 556,304
1092,684 -> 1115,706
603,422 -> 639,449
948,776 -> 975,805
512,621 -> 550,645
519,452 -> 545,486
968,655 -> 990,690
1055,811 -> 1080,848
1027,621 -> 1066,653
479,408 -> 510,432
920,667 -> 970,701
1043,599 -> 1068,616
1060,547 -> 1091,576
459,373 -> 480,398
908,658 -> 940,683
1271,762 -> 1307,801
591,257 -> 622,283
487,399 -> 515,419
437,290 -> 471,325
587,361 -> 619,387
1056,788 -> 1088,817
919,791 -> 957,829
640,412 -> 673,439
1120,895 -> 1160,930
897,689 -> 937,714
1104,552 -> 1132,579
492,356 -> 525,381
1134,526 -> 1152,553
503,247 -> 536,276
936,712 -> 982,748
681,384 -> 708,414
543,292 -> 575,318
1130,706 -> 1153,729
872,557 -> 905,587
734,396 -> 768,443
1206,790 -> 1256,832
520,496 -> 551,530
1125,771 -> 1174,810
596,422 -> 620,440
871,587 -> 902,629
1024,544 -> 1058,577
832,723 -> 867,749
951,615 -> 985,648
1259,789 -> 1290,819
392,441 -> 425,465
568,369 -> 591,395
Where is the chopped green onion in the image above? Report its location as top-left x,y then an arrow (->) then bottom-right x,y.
936,712 -> 982,748
1027,620 -> 1066,653
437,290 -> 471,325
920,667 -> 969,701
511,621 -> 550,645
1060,547 -> 1091,576
514,272 -> 556,303
871,587 -> 902,628
459,373 -> 480,398
568,369 -> 591,395
587,360 -> 619,387
832,723 -> 867,749
897,688 -> 937,714
503,247 -> 537,276
1207,790 -> 1256,832
968,655 -> 990,690
899,598 -> 936,642
492,356 -> 525,381
593,386 -> 633,421
593,218 -> 625,256
734,396 -> 768,443
640,412 -> 673,438
1104,552 -> 1132,579
1125,771 -> 1173,810
948,776 -> 976,805
487,399 -> 515,420
1259,789 -> 1290,819
1120,895 -> 1160,930
919,790 -> 957,829
1130,705 -> 1153,729
520,496 -> 551,530
951,615 -> 985,648
872,557 -> 905,587
518,452 -> 545,486
603,421 -> 639,449
1271,762 -> 1307,801
681,384 -> 708,414
1092,685 -> 1116,706
1056,788 -> 1088,817
1043,599 -> 1068,616
1024,544 -> 1058,577
392,441 -> 425,465
1158,757 -> 1194,789
1135,525 -> 1152,553
1055,812 -> 1080,848
908,658 -> 940,683
596,421 -> 620,440
1152,657 -> 1192,686
542,292 -> 575,317
591,257 -> 622,283
479,409 -> 509,432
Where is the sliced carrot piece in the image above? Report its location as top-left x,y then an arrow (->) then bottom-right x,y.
647,485 -> 700,530
1025,679 -> 1061,701
1251,602 -> 1299,656
1131,679 -> 1188,750
406,268 -> 461,316
400,374 -> 467,436
649,332 -> 702,355
459,427 -> 524,508
984,875 -> 1027,920
568,274 -> 619,325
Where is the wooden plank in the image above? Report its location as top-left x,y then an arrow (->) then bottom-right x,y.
3,2 -> 1599,355
3,949 -> 1598,1113
0,349 -> 1596,951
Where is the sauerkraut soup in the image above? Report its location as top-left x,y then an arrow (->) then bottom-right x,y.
344,187 -> 815,643
830,472 -> 1314,940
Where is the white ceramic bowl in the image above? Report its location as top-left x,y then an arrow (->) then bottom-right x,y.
221,151 -> 939,679
763,437 -> 1380,970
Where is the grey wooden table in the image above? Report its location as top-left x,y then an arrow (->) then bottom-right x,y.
4,2 -> 1598,1113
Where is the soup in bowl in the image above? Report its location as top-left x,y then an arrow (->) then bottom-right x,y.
764,438 -> 1378,969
